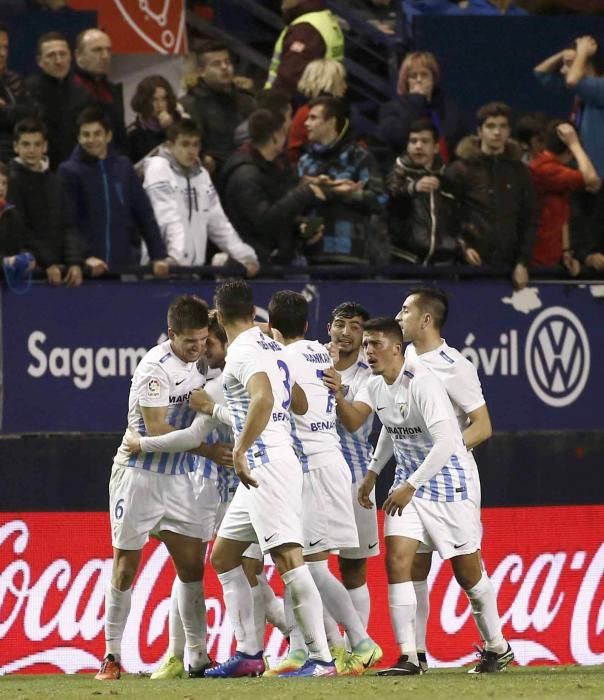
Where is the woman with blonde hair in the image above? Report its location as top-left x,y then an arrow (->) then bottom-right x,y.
288,58 -> 347,163
378,51 -> 466,164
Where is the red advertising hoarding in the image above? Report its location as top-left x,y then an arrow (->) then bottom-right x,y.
1,506 -> 602,674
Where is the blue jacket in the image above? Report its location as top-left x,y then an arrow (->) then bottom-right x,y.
58,145 -> 166,265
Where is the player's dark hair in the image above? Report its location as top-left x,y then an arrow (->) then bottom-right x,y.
308,95 -> 349,133
37,31 -> 69,56
268,290 -> 308,339
477,101 -> 511,128
197,39 -> 231,66
13,117 -> 48,141
330,301 -> 370,323
167,294 -> 209,334
363,317 -> 404,344
166,117 -> 201,142
77,106 -> 112,132
214,278 -> 255,324
407,117 -> 438,144
208,309 -> 228,345
407,286 -> 449,329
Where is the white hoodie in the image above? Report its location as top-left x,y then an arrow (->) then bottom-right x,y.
142,146 -> 258,267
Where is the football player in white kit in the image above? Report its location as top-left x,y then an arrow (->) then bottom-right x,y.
263,291 -> 382,676
336,318 -> 512,676
204,280 -> 336,678
326,303 -> 379,629
95,295 -> 211,681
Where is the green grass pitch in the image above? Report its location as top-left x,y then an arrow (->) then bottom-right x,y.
1,667 -> 603,700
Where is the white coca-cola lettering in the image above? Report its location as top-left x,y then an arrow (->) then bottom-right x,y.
570,543 -> 604,665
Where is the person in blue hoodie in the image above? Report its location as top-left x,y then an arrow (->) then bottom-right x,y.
58,106 -> 168,278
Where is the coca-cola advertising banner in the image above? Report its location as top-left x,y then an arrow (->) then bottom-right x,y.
1,281 -> 603,433
1,506 -> 602,674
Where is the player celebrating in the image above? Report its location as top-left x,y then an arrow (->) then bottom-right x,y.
327,302 -> 379,629
203,279 -> 335,678
96,295 -> 211,680
328,318 -> 513,676
264,291 -> 381,676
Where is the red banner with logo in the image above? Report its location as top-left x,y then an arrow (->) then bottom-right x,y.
0,506 -> 602,674
68,0 -> 187,55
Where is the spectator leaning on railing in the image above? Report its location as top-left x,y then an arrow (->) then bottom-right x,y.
58,107 -> 169,279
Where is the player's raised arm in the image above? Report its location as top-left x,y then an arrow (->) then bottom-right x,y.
322,366 -> 372,432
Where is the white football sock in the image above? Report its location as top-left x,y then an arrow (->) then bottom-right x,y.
307,560 -> 367,647
251,585 -> 266,651
465,572 -> 507,654
323,609 -> 345,648
175,578 -> 208,669
347,582 -> 371,629
413,579 -> 429,652
284,585 -> 307,652
168,577 -> 185,659
257,571 -> 287,634
104,583 -> 131,662
388,582 -> 418,666
282,565 -> 331,662
217,566 -> 259,655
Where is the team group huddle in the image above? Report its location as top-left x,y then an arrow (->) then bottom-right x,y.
94,280 -> 514,681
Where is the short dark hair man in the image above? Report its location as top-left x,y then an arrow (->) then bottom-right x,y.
220,108 -> 325,264
58,107 -> 168,278
26,31 -> 92,169
447,101 -> 537,289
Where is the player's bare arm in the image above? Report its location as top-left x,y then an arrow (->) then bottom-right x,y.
322,366 -> 372,432
291,382 -> 308,415
193,442 -> 234,466
140,405 -> 177,436
383,482 -> 416,517
463,404 -> 492,450
358,470 -> 377,509
233,372 -> 274,489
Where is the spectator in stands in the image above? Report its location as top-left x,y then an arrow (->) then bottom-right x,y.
9,118 -> 85,286
26,32 -> 92,170
0,24 -> 35,163
447,0 -> 528,15
534,36 -> 604,177
59,108 -> 168,278
143,118 -> 259,275
179,40 -> 256,177
220,108 -> 326,264
528,120 -> 600,274
582,198 -> 604,273
386,118 -> 460,265
233,88 -> 293,148
74,28 -> 128,154
515,113 -> 546,164
128,75 -> 181,164
378,51 -> 467,166
298,96 -> 389,264
447,102 -> 537,289
265,0 -> 345,96
288,58 -> 347,164
0,162 -> 28,263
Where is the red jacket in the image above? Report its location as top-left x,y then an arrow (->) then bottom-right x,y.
528,150 -> 584,266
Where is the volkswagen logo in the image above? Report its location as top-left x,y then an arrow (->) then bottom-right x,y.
524,307 -> 590,407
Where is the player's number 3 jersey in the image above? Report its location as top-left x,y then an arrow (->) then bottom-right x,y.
222,327 -> 295,469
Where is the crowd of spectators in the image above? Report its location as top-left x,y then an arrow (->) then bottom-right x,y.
2,0 -> 604,291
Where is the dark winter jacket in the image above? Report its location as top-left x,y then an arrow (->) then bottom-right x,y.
386,154 -> 460,264
73,68 -> 128,154
446,136 -> 538,266
26,71 -> 93,169
180,80 -> 256,174
378,87 -> 467,164
58,145 -> 166,266
219,143 -> 318,263
8,158 -> 84,268
0,69 -> 37,163
128,116 -> 174,164
0,202 -> 27,257
297,124 -> 389,263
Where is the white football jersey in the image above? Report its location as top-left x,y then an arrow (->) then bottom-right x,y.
283,339 -> 340,471
222,327 -> 295,469
405,340 -> 485,432
357,360 -> 474,503
114,340 -> 205,475
336,354 -> 374,483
